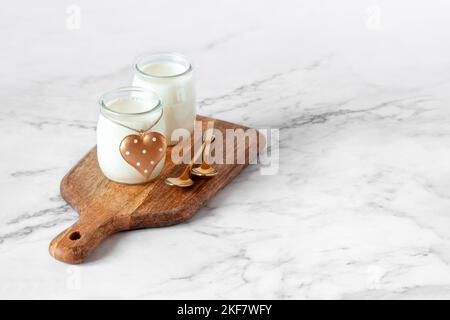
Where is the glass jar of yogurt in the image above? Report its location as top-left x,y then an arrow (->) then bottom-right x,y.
97,87 -> 166,184
132,52 -> 196,145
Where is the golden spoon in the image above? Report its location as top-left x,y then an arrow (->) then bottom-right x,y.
191,134 -> 218,177
164,136 -> 214,188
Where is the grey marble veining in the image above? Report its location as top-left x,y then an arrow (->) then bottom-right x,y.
1,0 -> 450,299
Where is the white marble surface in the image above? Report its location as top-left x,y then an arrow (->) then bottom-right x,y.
1,0 -> 450,299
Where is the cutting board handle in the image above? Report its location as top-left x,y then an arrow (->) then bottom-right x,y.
49,214 -> 116,264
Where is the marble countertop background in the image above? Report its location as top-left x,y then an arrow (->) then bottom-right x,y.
1,0 -> 450,299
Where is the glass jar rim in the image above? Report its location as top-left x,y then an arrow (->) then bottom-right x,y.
99,86 -> 162,117
134,52 -> 192,79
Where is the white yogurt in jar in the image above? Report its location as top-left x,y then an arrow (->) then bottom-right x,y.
97,87 -> 166,184
132,53 -> 196,145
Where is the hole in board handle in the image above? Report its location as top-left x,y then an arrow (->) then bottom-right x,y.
69,231 -> 81,241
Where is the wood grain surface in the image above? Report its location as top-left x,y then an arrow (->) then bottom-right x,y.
49,115 -> 265,264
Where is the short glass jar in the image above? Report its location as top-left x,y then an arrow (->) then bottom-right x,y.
132,52 -> 196,145
97,87 -> 166,184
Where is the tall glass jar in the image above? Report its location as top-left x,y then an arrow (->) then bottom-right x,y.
132,52 -> 196,145
97,87 -> 166,184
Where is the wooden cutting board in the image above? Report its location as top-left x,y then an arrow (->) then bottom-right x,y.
49,115 -> 265,264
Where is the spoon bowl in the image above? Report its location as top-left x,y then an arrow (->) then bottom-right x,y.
191,165 -> 218,177
164,177 -> 194,187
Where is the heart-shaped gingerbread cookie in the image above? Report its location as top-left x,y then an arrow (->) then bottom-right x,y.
119,132 -> 167,179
